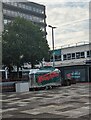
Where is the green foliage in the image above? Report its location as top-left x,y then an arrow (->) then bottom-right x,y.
2,17 -> 50,68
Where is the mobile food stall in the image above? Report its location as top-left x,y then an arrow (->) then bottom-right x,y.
29,66 -> 61,90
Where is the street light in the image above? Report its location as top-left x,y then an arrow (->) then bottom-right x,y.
48,25 -> 56,67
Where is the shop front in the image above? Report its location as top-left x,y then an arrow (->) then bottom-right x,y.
57,65 -> 90,83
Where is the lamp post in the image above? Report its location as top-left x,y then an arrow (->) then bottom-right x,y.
48,25 -> 56,67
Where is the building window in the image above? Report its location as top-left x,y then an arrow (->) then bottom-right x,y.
19,13 -> 23,17
63,54 -> 67,60
39,18 -> 44,23
33,7 -> 36,12
80,52 -> 85,58
14,11 -> 18,17
10,2 -> 14,6
6,2 -> 10,5
76,52 -> 80,59
87,51 -> 90,57
29,6 -> 32,10
36,8 -> 39,13
7,10 -> 11,15
22,4 -> 26,9
18,3 -> 22,8
72,53 -> 75,59
4,19 -> 8,24
87,50 -> 91,58
13,2 -> 18,7
55,55 -> 61,61
3,9 -> 7,14
42,10 -> 44,14
67,53 -> 71,60
39,9 -> 42,14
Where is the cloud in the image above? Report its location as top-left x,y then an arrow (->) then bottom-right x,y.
29,0 -> 89,48
29,0 -> 90,6
46,2 -> 89,48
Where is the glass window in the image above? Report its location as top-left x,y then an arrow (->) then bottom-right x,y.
36,8 -> 39,13
3,9 -> 7,14
20,13 -> 23,17
50,56 -> 53,62
29,6 -> 32,10
6,2 -> 10,4
13,2 -> 18,6
11,11 -> 14,16
7,20 -> 11,23
4,19 -> 8,24
39,9 -> 42,13
41,27 -> 45,31
10,2 -> 14,6
80,52 -> 85,58
26,5 -> 29,9
67,53 -> 71,60
63,54 -> 67,60
18,3 -> 22,8
39,18 -> 44,23
29,15 -> 33,20
14,11 -> 17,16
42,10 -> 44,14
55,55 -> 61,61
90,50 -> 91,57
33,7 -> 35,11
87,51 -> 90,57
22,4 -> 25,9
76,52 -> 80,59
37,9 -> 40,13
7,10 -> 11,15
72,53 -> 75,59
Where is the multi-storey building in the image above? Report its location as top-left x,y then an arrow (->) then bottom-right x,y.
2,1 -> 46,37
50,42 -> 91,82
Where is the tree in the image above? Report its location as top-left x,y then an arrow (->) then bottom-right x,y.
2,17 -> 50,72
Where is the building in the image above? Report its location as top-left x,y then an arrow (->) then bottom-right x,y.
2,1 -> 46,37
50,42 -> 91,82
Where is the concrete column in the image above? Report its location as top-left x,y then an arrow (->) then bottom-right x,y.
85,51 -> 87,58
61,54 -> 63,61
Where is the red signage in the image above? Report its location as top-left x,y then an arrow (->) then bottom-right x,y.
37,72 -> 59,83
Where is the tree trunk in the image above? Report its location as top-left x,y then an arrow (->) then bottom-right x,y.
17,65 -> 19,78
31,63 -> 34,69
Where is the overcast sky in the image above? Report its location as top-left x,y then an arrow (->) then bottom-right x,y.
29,0 -> 90,49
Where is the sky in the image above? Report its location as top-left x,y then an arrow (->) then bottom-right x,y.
28,0 -> 90,49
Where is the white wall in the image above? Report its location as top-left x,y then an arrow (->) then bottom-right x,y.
61,44 -> 90,55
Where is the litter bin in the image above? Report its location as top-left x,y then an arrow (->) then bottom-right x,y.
15,82 -> 29,92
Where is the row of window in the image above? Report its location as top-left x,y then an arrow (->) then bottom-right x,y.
63,52 -> 85,60
50,50 -> 91,61
4,19 -> 45,32
3,9 -> 44,23
5,2 -> 44,14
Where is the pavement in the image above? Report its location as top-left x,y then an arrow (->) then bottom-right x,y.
1,83 -> 91,119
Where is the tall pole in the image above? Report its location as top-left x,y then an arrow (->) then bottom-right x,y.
48,25 -> 56,67
52,27 -> 55,67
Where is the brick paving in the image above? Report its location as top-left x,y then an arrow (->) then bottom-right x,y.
1,83 -> 91,119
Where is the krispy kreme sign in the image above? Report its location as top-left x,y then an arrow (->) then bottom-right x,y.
37,72 -> 59,83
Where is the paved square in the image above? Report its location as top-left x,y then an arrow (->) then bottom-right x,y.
1,83 -> 91,119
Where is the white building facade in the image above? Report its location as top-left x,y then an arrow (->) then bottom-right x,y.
50,42 -> 91,82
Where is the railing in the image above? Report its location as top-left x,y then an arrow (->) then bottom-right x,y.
50,41 -> 90,50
